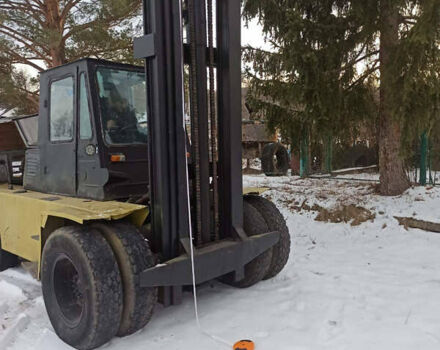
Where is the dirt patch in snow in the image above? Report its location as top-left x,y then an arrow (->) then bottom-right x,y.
243,167 -> 262,175
279,198 -> 323,213
315,204 -> 376,226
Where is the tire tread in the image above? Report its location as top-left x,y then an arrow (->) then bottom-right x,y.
94,222 -> 157,337
245,195 -> 291,279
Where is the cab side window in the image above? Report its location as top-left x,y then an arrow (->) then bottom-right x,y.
50,77 -> 74,142
79,73 -> 93,139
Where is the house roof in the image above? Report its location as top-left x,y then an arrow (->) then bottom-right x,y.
0,109 -> 16,118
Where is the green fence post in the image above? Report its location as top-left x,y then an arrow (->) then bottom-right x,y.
420,131 -> 428,186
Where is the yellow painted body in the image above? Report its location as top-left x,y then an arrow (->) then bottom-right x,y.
0,183 -> 265,278
243,187 -> 269,195
0,184 -> 148,273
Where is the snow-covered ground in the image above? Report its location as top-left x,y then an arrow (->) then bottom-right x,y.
2,174 -> 440,349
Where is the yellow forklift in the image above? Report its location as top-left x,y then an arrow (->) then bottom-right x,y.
0,0 -> 290,348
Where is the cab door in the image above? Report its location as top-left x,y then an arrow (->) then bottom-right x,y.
76,71 -> 106,199
44,69 -> 77,196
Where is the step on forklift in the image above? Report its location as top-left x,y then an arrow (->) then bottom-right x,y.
0,0 -> 291,348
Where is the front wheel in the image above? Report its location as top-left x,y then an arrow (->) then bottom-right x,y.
244,195 -> 291,279
220,198 -> 273,288
93,222 -> 157,337
41,226 -> 123,350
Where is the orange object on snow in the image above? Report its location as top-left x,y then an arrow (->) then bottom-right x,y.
233,340 -> 255,350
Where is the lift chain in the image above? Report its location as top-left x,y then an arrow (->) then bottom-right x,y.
187,0 -> 202,245
207,0 -> 219,241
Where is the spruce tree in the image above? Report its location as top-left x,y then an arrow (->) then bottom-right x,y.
243,0 -> 440,195
0,0 -> 141,114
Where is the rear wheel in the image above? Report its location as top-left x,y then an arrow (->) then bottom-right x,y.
0,238 -> 19,272
93,222 -> 157,337
245,195 -> 291,279
220,199 -> 273,288
42,226 -> 123,350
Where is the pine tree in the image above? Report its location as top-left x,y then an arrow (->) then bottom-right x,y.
0,0 -> 142,114
243,0 -> 440,195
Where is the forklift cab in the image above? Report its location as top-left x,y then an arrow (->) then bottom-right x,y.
24,58 -> 149,201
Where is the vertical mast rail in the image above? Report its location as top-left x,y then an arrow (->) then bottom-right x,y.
136,0 -> 189,305
216,0 -> 244,238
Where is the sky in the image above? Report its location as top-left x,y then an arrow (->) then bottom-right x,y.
242,18 -> 269,50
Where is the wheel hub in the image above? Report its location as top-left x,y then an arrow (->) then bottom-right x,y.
53,256 -> 84,326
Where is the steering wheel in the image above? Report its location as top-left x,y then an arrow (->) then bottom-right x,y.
119,122 -> 138,132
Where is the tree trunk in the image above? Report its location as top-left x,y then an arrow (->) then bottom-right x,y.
49,45 -> 66,67
45,0 -> 67,67
378,1 -> 410,195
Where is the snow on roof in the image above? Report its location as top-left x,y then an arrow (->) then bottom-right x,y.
0,108 -> 16,118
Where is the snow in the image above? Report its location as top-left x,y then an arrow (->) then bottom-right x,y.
2,173 -> 440,349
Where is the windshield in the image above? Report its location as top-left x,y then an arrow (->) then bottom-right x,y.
96,67 -> 147,145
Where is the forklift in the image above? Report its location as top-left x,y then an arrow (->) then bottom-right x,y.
0,0 -> 291,348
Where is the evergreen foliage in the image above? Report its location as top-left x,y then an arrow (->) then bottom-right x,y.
243,0 -> 440,194
0,0 -> 142,114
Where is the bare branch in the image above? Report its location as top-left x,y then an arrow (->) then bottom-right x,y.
0,28 -> 48,59
341,50 -> 379,72
2,47 -> 45,71
63,3 -> 140,40
347,61 -> 380,90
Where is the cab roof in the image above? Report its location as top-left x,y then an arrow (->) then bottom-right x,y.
41,58 -> 144,74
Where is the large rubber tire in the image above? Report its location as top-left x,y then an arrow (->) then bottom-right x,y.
261,142 -> 290,176
41,226 -> 123,350
0,237 -> 19,272
93,222 -> 157,337
220,199 -> 273,288
245,195 -> 291,279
